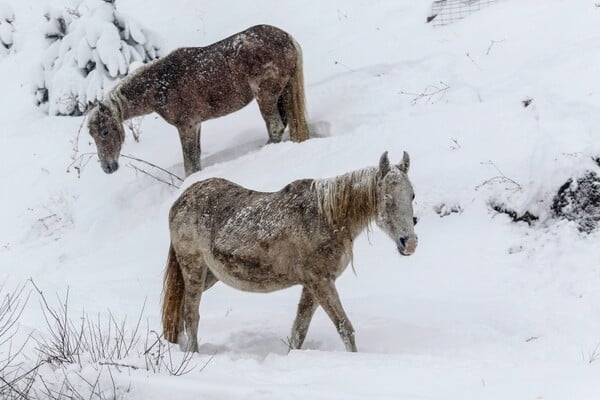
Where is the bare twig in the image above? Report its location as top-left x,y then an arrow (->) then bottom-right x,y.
486,39 -> 505,56
280,337 -> 293,352
24,282 -> 217,399
120,154 -> 184,183
466,52 -> 482,71
127,164 -> 180,189
450,138 -> 461,150
66,152 -> 95,178
400,81 -> 450,105
71,114 -> 88,161
197,351 -> 217,374
475,160 -> 522,191
333,60 -> 354,73
0,283 -> 38,400
66,152 -> 183,187
586,343 -> 600,364
98,361 -> 140,370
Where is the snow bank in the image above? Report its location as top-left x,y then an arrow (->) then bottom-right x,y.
1,0 -> 600,398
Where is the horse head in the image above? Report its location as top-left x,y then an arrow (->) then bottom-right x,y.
87,101 -> 125,174
375,151 -> 418,256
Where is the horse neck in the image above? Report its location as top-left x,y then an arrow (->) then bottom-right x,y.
313,167 -> 379,237
110,73 -> 156,121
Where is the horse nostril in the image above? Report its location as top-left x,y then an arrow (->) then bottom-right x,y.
413,217 -> 418,225
103,161 -> 118,174
399,237 -> 407,247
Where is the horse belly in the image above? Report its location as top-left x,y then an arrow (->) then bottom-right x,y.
208,85 -> 254,119
204,249 -> 297,293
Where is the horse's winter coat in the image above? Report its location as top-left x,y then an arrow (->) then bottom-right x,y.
161,152 -> 418,352
87,25 -> 310,176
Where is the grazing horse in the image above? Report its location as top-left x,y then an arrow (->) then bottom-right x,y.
161,151 -> 418,352
87,25 -> 310,176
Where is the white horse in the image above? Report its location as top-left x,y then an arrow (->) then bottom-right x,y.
162,152 -> 418,352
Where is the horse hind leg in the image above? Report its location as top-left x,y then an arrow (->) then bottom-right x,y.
307,279 -> 357,352
177,252 -> 208,352
289,287 -> 318,350
255,89 -> 286,144
177,268 -> 217,350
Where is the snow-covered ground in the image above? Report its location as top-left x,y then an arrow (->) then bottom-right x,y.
2,0 -> 600,398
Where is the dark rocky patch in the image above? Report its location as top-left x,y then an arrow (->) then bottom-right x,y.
552,171 -> 600,233
490,202 -> 538,226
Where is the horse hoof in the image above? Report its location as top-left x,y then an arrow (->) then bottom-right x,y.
266,138 -> 282,145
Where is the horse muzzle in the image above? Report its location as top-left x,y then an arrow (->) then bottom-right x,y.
102,160 -> 119,174
397,236 -> 418,256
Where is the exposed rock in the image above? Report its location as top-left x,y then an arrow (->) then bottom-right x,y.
552,171 -> 600,233
490,202 -> 538,226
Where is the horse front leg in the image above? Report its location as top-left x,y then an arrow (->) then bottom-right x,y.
289,287 -> 318,350
178,122 -> 201,176
307,279 -> 357,352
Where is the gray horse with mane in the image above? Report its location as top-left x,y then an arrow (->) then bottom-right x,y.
87,25 -> 309,176
162,152 -> 418,352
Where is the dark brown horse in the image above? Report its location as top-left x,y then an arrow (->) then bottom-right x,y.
87,25 -> 310,176
162,152 -> 418,352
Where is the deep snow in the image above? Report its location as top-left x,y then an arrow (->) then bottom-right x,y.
2,0 -> 600,398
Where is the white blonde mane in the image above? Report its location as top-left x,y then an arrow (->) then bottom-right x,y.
312,167 -> 379,231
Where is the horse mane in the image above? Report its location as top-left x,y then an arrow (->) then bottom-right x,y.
112,59 -> 156,94
106,59 -> 158,120
106,90 -> 126,120
312,167 -> 379,232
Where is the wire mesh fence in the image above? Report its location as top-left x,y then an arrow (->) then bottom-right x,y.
428,0 -> 500,26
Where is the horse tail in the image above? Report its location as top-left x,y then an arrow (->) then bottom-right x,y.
285,36 -> 310,142
161,242 -> 184,343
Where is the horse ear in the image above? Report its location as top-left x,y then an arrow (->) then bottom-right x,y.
379,151 -> 390,177
98,101 -> 110,114
398,151 -> 410,173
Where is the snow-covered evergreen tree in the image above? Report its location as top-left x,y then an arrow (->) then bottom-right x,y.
35,0 -> 160,116
0,4 -> 15,56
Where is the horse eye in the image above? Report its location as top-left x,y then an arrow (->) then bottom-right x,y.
413,217 -> 418,225
100,130 -> 109,138
412,194 -> 415,200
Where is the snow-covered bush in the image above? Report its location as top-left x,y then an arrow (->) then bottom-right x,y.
34,0 -> 160,116
0,4 -> 15,56
552,170 -> 600,233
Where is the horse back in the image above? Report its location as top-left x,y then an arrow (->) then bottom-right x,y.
169,177 -> 349,292
170,177 -> 316,235
125,25 -> 298,124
